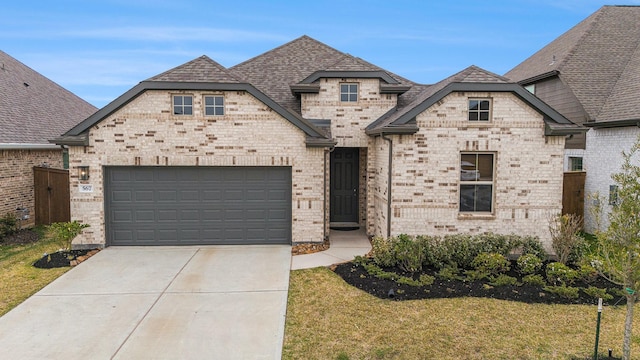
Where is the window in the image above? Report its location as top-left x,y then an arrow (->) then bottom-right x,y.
569,157 -> 583,171
524,84 -> 535,94
468,99 -> 491,121
340,83 -> 358,102
460,153 -> 494,212
173,95 -> 193,115
204,96 -> 224,116
609,185 -> 619,206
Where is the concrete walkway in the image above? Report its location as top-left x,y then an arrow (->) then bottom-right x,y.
0,246 -> 291,360
291,228 -> 371,270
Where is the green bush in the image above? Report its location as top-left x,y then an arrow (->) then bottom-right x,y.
371,236 -> 397,267
582,286 -> 613,301
577,262 -> 599,283
516,254 -> 543,275
397,274 -> 435,287
437,265 -> 463,281
545,262 -> 578,286
544,285 -> 580,299
0,212 -> 19,240
490,274 -> 519,287
518,236 -> 548,261
393,234 -> 426,273
464,269 -> 490,281
522,274 -> 546,287
471,253 -> 510,275
45,221 -> 90,251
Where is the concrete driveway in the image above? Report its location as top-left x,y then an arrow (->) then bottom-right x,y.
0,245 -> 291,359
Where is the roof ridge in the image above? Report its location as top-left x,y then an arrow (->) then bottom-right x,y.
230,35 -> 339,69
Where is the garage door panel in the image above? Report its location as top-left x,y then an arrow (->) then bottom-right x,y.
106,166 -> 291,246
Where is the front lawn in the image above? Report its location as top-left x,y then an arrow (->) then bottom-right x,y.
0,233 -> 71,316
283,267 -> 638,360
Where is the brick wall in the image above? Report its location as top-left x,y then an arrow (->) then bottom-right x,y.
368,92 -> 565,248
584,127 -> 640,233
0,149 -> 64,227
301,78 -> 397,147
68,90 -> 325,246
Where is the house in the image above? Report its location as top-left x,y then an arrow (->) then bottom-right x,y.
505,6 -> 640,232
0,50 -> 96,227
53,36 -> 583,249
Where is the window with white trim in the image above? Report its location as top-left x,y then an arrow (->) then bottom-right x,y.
204,95 -> 224,116
340,83 -> 358,102
460,153 -> 494,212
468,99 -> 491,121
173,95 -> 193,115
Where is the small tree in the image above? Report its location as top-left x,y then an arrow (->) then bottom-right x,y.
46,221 -> 89,251
548,213 -> 583,264
590,136 -> 640,360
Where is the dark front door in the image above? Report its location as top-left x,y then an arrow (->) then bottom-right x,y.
330,148 -> 359,224
34,167 -> 70,225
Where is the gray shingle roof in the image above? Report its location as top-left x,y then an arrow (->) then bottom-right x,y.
505,6 -> 640,123
147,55 -> 243,83
0,50 -> 97,144
229,35 -> 421,113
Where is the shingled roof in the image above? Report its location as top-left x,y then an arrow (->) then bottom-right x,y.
229,35 -> 423,113
505,5 -> 640,124
147,55 -> 243,83
0,50 -> 96,146
367,65 -> 582,136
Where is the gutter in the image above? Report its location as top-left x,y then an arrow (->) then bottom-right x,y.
0,143 -> 62,150
381,133 -> 393,238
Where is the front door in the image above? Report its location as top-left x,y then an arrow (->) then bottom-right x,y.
330,148 -> 359,224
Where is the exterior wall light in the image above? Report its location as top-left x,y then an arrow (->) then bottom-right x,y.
78,166 -> 90,181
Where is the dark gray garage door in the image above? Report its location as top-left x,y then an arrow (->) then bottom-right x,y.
105,166 -> 292,246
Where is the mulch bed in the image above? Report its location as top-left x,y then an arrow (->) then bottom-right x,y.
33,249 -> 100,269
333,260 -> 624,306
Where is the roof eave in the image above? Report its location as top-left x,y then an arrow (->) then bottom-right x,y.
365,125 -> 419,136
584,118 -> 640,129
515,70 -> 560,85
380,85 -> 411,94
300,71 -> 400,84
50,134 -> 89,146
305,137 -> 337,147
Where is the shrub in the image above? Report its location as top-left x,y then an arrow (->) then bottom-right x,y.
544,285 -> 580,299
437,265 -> 463,281
548,213 -> 584,264
518,236 -> 548,261
464,269 -> 490,281
0,212 -> 19,240
577,262 -> 599,283
489,274 -> 519,287
545,262 -> 578,286
397,274 -> 435,287
582,286 -> 613,301
371,236 -> 397,267
45,221 -> 90,251
393,234 -> 426,273
471,253 -> 510,276
516,254 -> 543,275
522,274 -> 546,287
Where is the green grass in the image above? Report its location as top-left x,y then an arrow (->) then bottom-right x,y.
284,267 -> 640,360
0,236 -> 71,316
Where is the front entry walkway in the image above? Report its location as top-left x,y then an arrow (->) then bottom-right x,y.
291,228 -> 371,270
0,246 -> 291,359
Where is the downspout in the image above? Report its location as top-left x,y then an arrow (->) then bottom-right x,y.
324,146 -> 335,240
381,133 -> 393,238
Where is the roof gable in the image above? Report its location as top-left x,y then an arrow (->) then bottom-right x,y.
0,50 -> 96,145
147,55 -> 243,83
506,6 -> 640,123
366,65 -> 583,136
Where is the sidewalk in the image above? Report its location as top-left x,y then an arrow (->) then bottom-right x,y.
291,228 -> 371,270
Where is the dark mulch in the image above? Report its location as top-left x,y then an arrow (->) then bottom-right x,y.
333,260 -> 625,306
1,228 -> 40,246
33,250 -> 91,268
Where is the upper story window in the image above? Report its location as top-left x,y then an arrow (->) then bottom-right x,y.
568,156 -> 583,171
204,95 -> 224,116
173,95 -> 193,115
460,153 -> 495,213
524,84 -> 535,94
468,99 -> 491,121
340,83 -> 358,102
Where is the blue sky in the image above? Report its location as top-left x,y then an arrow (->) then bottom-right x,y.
2,0 -> 638,108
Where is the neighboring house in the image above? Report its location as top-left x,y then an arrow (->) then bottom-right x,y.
505,5 -> 640,232
0,50 -> 96,226
53,36 -> 583,249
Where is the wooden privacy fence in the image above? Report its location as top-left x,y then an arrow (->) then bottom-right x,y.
34,167 -> 70,225
562,171 -> 586,219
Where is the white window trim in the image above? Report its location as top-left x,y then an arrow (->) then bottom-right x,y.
459,152 -> 496,214
340,83 -> 358,103
204,95 -> 225,116
173,95 -> 193,116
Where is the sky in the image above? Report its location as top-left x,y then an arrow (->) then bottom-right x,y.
1,0 -> 639,108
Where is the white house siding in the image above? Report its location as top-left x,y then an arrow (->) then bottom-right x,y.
381,92 -> 565,248
584,127 -> 640,233
67,90 -> 325,247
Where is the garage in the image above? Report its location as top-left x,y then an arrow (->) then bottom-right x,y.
105,166 -> 292,246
